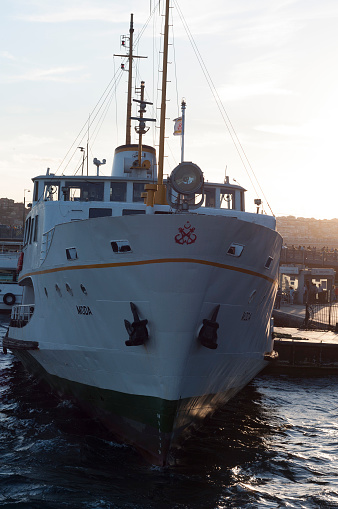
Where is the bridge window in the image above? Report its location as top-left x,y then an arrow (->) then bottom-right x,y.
110,182 -> 127,202
204,188 -> 216,208
133,183 -> 145,202
63,182 -> 104,202
44,181 -> 60,201
221,191 -> 234,209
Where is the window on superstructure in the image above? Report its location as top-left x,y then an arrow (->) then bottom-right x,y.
44,182 -> 60,201
122,209 -> 145,215
133,183 -> 145,202
64,182 -> 104,202
24,217 -> 31,246
33,215 -> 38,242
203,188 -> 216,208
29,218 -> 34,244
220,191 -> 234,209
110,182 -> 127,202
89,208 -> 112,218
33,182 -> 39,202
0,269 -> 17,283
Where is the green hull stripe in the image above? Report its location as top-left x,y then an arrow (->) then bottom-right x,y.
15,350 -> 181,433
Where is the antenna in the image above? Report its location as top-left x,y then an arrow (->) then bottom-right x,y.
114,14 -> 147,145
130,81 -> 156,168
93,158 -> 106,176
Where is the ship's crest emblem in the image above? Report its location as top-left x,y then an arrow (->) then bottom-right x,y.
175,221 -> 197,245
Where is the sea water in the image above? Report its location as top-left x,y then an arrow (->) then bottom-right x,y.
1,316 -> 338,508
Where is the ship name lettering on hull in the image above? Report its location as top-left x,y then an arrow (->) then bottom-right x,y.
76,305 -> 93,315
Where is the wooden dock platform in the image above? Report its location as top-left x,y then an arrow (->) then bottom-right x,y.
266,327 -> 338,374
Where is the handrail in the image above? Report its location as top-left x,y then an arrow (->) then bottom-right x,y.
10,304 -> 35,328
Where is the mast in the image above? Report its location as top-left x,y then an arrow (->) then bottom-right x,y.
126,14 -> 134,145
155,0 -> 170,204
181,99 -> 186,163
114,14 -> 147,145
131,81 -> 155,167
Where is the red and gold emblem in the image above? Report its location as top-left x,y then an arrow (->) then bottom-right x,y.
175,221 -> 197,245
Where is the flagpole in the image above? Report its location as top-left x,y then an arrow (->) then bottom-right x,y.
181,99 -> 186,163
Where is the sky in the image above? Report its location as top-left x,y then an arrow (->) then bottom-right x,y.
1,0 -> 338,219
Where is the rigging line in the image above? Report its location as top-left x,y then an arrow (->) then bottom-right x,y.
173,2 -> 257,191
173,0 -> 274,216
90,69 -> 126,145
56,66 -> 123,175
57,5 -> 159,177
133,1 -> 160,48
113,56 -> 119,146
61,68 -> 125,175
57,67 -> 123,176
90,87 -> 116,148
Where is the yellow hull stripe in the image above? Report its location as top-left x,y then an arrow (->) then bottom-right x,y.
19,258 -> 276,284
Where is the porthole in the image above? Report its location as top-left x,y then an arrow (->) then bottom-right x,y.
111,240 -> 132,253
227,243 -> 244,257
44,287 -> 48,298
66,247 -> 78,260
65,283 -> 73,296
265,256 -> 273,269
55,284 -> 62,297
248,290 -> 256,304
80,284 -> 87,295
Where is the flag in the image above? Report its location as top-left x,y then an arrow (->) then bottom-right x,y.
173,117 -> 182,136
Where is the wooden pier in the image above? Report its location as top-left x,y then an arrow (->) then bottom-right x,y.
266,327 -> 338,374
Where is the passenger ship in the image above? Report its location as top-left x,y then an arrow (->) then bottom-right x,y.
4,1 -> 282,465
0,252 -> 23,312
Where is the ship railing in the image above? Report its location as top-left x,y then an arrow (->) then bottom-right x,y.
10,304 -> 35,328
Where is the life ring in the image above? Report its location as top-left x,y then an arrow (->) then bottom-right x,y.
17,252 -> 24,273
3,293 -> 16,306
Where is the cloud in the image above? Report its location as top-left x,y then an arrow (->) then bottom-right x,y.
15,2 -> 145,24
219,82 -> 293,102
0,51 -> 16,60
255,123 -> 309,136
1,66 -> 89,83
13,134 -> 57,147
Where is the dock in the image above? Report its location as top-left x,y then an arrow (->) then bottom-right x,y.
273,304 -> 305,328
267,303 -> 338,373
269,327 -> 338,374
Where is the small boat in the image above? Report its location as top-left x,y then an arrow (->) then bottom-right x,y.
0,252 -> 23,313
4,1 -> 282,465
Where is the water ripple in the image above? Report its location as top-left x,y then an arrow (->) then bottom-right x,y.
1,317 -> 338,507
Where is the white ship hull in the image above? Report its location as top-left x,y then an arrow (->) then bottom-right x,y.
7,213 -> 281,464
